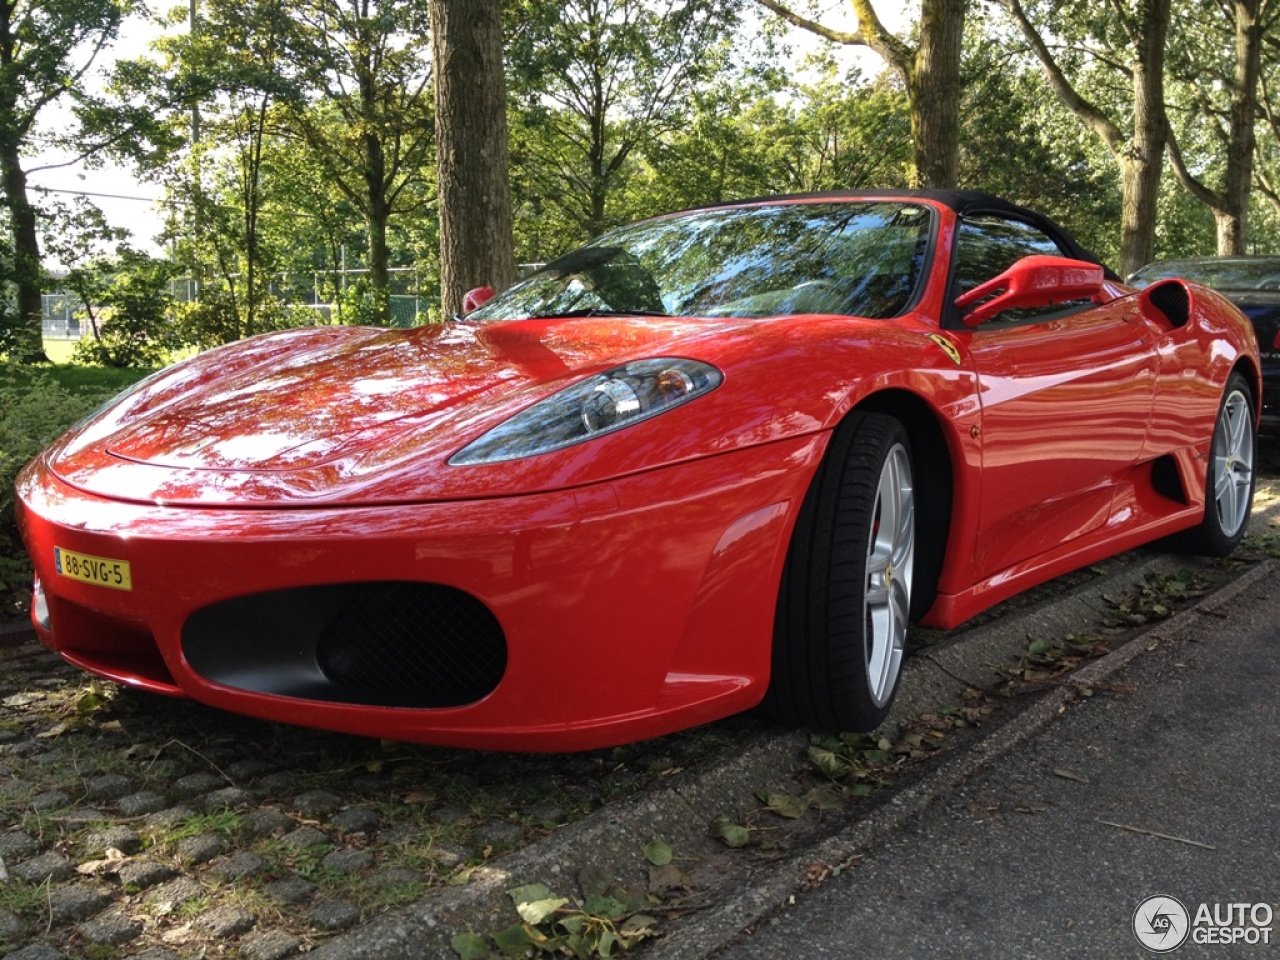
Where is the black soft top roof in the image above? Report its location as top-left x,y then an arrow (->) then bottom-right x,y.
703,188 -> 1116,278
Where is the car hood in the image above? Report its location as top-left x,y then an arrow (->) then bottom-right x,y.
44,314 -> 838,507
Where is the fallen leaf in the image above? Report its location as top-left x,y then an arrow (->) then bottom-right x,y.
804,787 -> 843,811
450,931 -> 491,960
506,882 -> 554,908
446,865 -> 476,887
648,862 -> 688,897
708,815 -> 750,848
758,791 -> 808,820
515,896 -> 569,925
76,849 -> 129,876
643,839 -> 673,867
619,913 -> 659,938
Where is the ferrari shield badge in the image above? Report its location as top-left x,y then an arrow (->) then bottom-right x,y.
929,333 -> 963,366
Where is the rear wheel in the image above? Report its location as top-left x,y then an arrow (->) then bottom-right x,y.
1185,372 -> 1256,556
767,412 -> 915,732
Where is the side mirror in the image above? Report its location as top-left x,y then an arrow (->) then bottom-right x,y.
462,286 -> 495,313
955,255 -> 1105,327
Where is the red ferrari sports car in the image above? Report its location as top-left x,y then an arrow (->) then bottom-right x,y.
17,191 -> 1260,751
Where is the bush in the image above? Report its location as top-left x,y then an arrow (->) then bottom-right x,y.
72,253 -> 182,368
0,367 -> 137,619
174,286 -> 296,349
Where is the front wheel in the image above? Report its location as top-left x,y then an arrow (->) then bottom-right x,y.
767,412 -> 915,732
1183,372 -> 1256,556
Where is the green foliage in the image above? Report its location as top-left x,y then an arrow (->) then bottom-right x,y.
0,0 -> 176,361
0,228 -> 15,357
959,20 -> 1122,266
172,285 -> 295,350
72,253 -> 183,368
337,276 -> 389,327
0,366 -> 145,616
624,63 -> 911,232
16,0 -> 1267,324
506,0 -> 741,245
141,0 -> 433,322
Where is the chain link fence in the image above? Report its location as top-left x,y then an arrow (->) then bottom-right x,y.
41,294 -> 86,340
43,267 -> 430,339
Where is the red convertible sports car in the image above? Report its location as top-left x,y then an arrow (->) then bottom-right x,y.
17,191 -> 1260,751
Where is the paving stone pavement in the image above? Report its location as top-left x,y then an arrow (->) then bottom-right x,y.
0,629 -> 752,958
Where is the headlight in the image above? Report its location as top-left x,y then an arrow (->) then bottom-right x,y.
449,357 -> 723,465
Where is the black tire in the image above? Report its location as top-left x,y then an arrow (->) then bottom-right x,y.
1182,371 -> 1256,557
766,412 -> 915,732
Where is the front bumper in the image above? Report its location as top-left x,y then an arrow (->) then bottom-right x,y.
17,436 -> 825,751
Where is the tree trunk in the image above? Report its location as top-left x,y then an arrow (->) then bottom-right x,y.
431,0 -> 516,318
758,0 -> 966,189
910,0 -> 965,188
359,50 -> 392,326
1166,0 -> 1263,256
1218,0 -> 1262,254
0,143 -> 50,362
366,195 -> 392,323
1118,0 -> 1170,278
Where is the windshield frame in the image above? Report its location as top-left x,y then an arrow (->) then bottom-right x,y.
469,198 -> 939,324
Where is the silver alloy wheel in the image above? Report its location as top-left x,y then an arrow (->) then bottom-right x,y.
1213,388 -> 1254,539
864,442 -> 915,707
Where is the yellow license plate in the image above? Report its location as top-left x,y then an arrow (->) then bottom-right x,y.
54,547 -> 133,592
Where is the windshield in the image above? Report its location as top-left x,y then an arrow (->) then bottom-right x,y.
469,201 -> 934,321
1130,257 -> 1280,292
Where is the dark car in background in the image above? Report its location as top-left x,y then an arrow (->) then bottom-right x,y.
1130,256 -> 1280,433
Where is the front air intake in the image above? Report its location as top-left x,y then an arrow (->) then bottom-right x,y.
183,582 -> 506,708
315,582 -> 506,707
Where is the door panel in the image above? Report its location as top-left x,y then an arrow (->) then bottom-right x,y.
962,301 -> 1155,579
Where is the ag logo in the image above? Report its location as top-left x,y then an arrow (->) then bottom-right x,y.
928,333 -> 962,366
1133,895 -> 1190,952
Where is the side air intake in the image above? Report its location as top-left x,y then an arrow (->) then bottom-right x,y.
1140,279 -> 1191,329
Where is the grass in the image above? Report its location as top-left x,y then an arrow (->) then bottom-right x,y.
41,339 -> 76,364
12,341 -> 157,392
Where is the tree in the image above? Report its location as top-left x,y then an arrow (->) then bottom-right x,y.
431,0 -> 514,317
39,196 -> 127,345
142,0 -> 433,333
0,0 -> 132,360
1255,66 -> 1280,219
154,0 -> 296,343
277,0 -> 435,324
508,0 -> 740,242
1165,0 -> 1278,253
71,251 -> 181,368
958,19 -> 1122,264
996,0 -> 1172,277
754,0 -> 966,189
